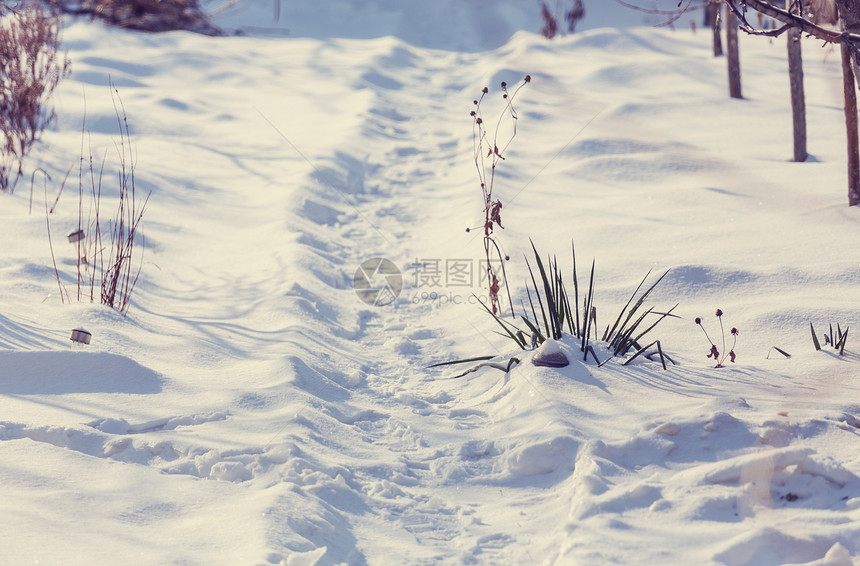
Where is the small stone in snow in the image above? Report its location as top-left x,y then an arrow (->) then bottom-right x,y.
532,340 -> 569,368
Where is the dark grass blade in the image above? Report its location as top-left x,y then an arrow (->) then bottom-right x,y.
428,355 -> 495,368
656,340 -> 668,370
583,344 -> 600,365
515,329 -> 528,347
525,255 -> 550,340
661,348 -> 676,366
605,270 -> 669,345
476,294 -> 527,349
524,285 -> 541,337
552,261 -> 569,335
623,341 -> 658,365
571,241 -> 581,339
548,255 -> 560,337
550,255 -> 560,329
489,329 -> 527,346
622,340 -> 671,370
627,304 -> 680,353
521,316 -> 546,345
590,304 -> 598,340
602,269 -> 652,342
558,275 -> 574,335
836,324 -> 847,351
767,346 -> 791,359
810,322 -> 821,350
610,305 -> 662,356
613,271 -> 670,340
610,308 -> 650,354
839,328 -> 848,355
530,241 -> 560,339
580,259 -> 596,353
448,356 -> 521,379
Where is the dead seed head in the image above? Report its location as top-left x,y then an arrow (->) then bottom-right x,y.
716,309 -> 723,317
476,117 -> 482,124
731,328 -> 738,336
524,75 -> 532,83
695,317 -> 702,325
482,87 -> 488,94
501,81 -> 507,89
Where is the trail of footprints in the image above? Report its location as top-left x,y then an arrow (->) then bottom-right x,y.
0,412 -> 264,482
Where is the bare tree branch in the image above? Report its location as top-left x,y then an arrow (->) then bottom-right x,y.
727,0 -> 844,42
613,0 -> 698,15
613,0 -> 709,28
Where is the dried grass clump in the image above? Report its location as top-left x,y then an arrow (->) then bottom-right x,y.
45,88 -> 150,315
0,1 -> 70,192
45,0 -> 222,35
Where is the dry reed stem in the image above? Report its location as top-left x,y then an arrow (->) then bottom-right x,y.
469,76 -> 530,315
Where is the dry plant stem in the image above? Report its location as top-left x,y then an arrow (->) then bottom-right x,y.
29,168 -> 50,215
44,175 -> 67,303
76,105 -> 98,303
696,310 -> 738,368
77,140 -> 84,301
718,315 -> 726,361
48,165 -> 73,214
89,151 -> 105,302
74,100 -> 103,302
471,76 -> 530,315
100,88 -> 149,314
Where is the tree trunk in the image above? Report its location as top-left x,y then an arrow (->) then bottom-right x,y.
786,0 -> 807,162
841,41 -> 860,205
836,0 -> 860,33
726,7 -> 742,98
836,0 -> 860,204
707,2 -> 723,56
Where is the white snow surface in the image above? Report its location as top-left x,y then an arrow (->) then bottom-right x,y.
2,1 -> 860,564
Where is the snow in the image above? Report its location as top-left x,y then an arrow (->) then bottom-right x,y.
1,0 -> 860,564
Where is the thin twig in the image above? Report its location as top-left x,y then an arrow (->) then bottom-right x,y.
44,172 -> 67,304
29,168 -> 50,215
48,165 -> 73,214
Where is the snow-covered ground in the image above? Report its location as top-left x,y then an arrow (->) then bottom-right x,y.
2,1 -> 860,564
